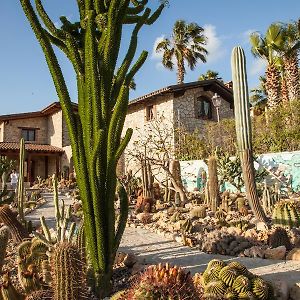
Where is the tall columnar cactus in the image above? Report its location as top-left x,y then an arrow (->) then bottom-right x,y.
0,205 -> 29,243
207,155 -> 220,212
18,138 -> 25,223
19,1 -> 165,297
231,46 -> 267,222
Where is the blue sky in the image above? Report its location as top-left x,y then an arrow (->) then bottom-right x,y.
1,0 -> 299,114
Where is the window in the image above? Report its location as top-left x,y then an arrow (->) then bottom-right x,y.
21,129 -> 36,141
196,97 -> 212,119
145,105 -> 155,121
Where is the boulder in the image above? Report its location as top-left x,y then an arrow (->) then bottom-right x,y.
244,245 -> 265,258
256,221 -> 269,231
290,283 -> 300,300
264,246 -> 286,260
287,248 -> 300,261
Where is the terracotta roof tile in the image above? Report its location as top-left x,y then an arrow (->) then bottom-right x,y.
0,142 -> 64,153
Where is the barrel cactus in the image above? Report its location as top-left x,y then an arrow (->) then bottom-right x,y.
124,263 -> 201,299
202,259 -> 273,299
0,226 -> 9,272
268,227 -> 292,250
272,200 -> 300,229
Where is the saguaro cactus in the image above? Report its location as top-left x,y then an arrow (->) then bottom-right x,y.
18,138 -> 25,223
231,46 -> 267,222
19,0 -> 165,296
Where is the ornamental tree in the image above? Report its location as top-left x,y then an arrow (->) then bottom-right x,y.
19,0 -> 166,297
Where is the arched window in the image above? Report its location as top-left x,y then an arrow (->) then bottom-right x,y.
196,97 -> 212,119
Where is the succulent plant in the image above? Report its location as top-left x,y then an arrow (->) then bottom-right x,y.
25,289 -> 53,300
1,273 -> 23,300
190,206 -> 207,219
0,226 -> 9,272
268,227 -> 292,250
207,156 -> 220,212
236,197 -> 246,211
125,263 -> 201,299
0,205 -> 29,242
272,199 -> 300,229
202,259 -> 274,300
180,218 -> 193,233
239,205 -> 249,216
51,242 -> 87,300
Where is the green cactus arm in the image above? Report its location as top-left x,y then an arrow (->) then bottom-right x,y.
115,129 -> 133,162
124,50 -> 148,86
17,138 -> 25,222
113,184 -> 129,255
35,0 -> 66,40
76,0 -> 85,19
65,34 -> 84,76
40,216 -> 51,242
145,4 -> 164,25
68,222 -> 76,242
112,9 -> 150,103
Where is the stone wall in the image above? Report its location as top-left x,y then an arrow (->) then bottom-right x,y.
47,111 -> 62,147
173,87 -> 234,133
0,123 -> 4,142
3,117 -> 48,143
122,93 -> 174,174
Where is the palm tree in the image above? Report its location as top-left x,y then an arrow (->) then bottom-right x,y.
250,24 -> 284,109
198,70 -> 222,81
250,76 -> 268,115
279,21 -> 300,101
156,20 -> 208,84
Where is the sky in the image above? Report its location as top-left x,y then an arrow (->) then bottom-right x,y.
1,0 -> 299,115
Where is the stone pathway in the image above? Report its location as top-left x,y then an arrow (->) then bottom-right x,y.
27,194 -> 300,298
26,192 -> 73,228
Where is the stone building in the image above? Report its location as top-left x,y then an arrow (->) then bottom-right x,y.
0,79 -> 233,182
122,79 -> 234,173
0,102 -> 76,183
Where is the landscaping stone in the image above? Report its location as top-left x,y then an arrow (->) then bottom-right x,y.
287,248 -> 300,260
264,246 -> 286,260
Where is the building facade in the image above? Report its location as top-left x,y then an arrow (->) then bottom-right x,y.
0,80 -> 233,183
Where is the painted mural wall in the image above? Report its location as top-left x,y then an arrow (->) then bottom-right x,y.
180,150 -> 300,192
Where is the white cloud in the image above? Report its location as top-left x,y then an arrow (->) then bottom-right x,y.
249,58 -> 267,76
241,29 -> 257,45
203,24 -> 225,64
152,35 -> 165,59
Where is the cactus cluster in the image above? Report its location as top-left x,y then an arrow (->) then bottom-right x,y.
200,228 -> 253,256
124,263 -> 201,299
202,259 -> 273,299
190,205 -> 207,219
272,199 -> 300,229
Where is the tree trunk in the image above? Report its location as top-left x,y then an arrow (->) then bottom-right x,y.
265,64 -> 281,109
284,55 -> 300,102
169,160 -> 187,204
177,59 -> 185,84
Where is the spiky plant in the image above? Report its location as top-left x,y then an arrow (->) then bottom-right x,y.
207,155 -> 220,212
19,1 -> 165,297
231,46 -> 267,222
125,263 -> 201,299
0,226 -> 9,273
268,227 -> 292,250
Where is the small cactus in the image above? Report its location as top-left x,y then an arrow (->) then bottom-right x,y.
125,263 -> 201,299
0,226 -> 9,272
272,200 -> 300,229
190,205 -> 206,219
51,242 -> 87,300
268,227 -> 292,250
0,205 -> 29,242
207,155 -> 220,212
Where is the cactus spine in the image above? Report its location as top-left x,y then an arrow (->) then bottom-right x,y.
208,155 -> 220,212
17,138 -> 25,222
231,46 -> 267,222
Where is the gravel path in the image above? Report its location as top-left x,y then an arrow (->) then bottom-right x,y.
26,193 -> 300,295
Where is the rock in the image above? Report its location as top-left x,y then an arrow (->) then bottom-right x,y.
227,226 -> 242,236
264,246 -> 286,260
152,212 -> 163,222
123,253 -> 137,268
244,246 -> 265,258
290,283 -> 300,300
244,228 -> 258,239
131,262 -> 146,275
256,221 -> 269,231
272,280 -> 289,300
287,248 -> 300,261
